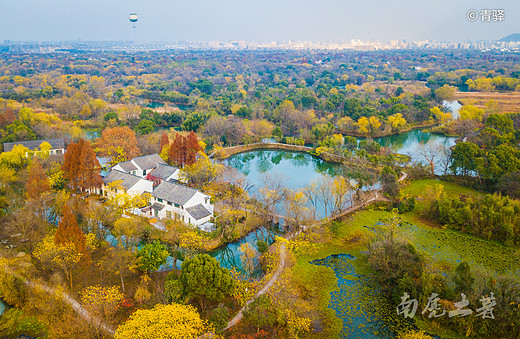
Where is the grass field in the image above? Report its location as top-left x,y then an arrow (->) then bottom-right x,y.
455,91 -> 520,114
290,179 -> 519,338
400,178 -> 482,198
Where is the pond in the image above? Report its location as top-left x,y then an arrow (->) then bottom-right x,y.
312,254 -> 394,338
374,129 -> 456,175
225,149 -> 341,193
209,225 -> 282,277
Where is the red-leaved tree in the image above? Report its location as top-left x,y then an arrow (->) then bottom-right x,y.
62,139 -> 102,191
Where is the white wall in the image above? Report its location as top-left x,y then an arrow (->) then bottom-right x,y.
151,192 -> 213,226
128,179 -> 154,195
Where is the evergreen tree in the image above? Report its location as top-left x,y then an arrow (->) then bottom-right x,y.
453,261 -> 474,293
180,254 -> 234,311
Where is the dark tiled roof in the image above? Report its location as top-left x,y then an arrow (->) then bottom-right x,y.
149,163 -> 178,180
151,202 -> 165,211
151,181 -> 198,206
102,170 -> 142,190
117,161 -> 138,172
3,138 -> 65,152
186,204 -> 212,221
132,153 -> 166,170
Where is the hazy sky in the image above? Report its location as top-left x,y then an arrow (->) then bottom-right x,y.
1,0 -> 519,42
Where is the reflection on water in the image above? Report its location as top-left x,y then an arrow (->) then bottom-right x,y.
225,150 -> 341,193
374,129 -> 456,175
210,226 -> 281,276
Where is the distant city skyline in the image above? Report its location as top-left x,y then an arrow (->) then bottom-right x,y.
1,0 -> 519,42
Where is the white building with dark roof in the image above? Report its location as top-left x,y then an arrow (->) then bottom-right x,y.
104,153 -> 214,228
146,163 -> 180,186
102,169 -> 153,196
150,180 -> 213,226
3,138 -> 65,155
111,153 -> 166,178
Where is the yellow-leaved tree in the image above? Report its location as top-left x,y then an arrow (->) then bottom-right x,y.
368,116 -> 382,135
430,106 -> 451,126
387,113 -> 407,133
356,116 -> 370,134
114,303 -> 211,339
80,285 -> 124,323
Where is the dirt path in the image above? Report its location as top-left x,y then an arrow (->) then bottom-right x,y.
223,241 -> 286,330
0,262 -> 115,336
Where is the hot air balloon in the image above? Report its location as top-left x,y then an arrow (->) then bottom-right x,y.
129,13 -> 138,28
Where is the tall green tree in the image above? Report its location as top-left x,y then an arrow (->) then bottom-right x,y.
180,254 -> 234,311
135,241 -> 168,273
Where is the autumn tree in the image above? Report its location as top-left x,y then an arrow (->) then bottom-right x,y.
52,205 -> 90,288
434,84 -> 456,102
115,303 -> 210,339
97,126 -> 139,162
356,116 -> 370,134
387,113 -> 407,133
26,159 -> 50,200
430,107 -> 451,126
180,153 -> 223,189
368,116 -> 382,135
112,216 -> 151,250
159,131 -> 169,151
34,235 -> 82,290
186,131 -> 201,166
169,133 -> 187,167
7,201 -> 50,252
80,285 -> 124,324
180,254 -> 234,311
102,247 -> 136,293
62,139 -> 102,191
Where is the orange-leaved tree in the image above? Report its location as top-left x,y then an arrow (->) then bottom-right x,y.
168,133 -> 187,168
26,159 -> 50,200
52,205 -> 91,289
168,132 -> 201,168
97,126 -> 140,162
185,131 -> 201,166
159,132 -> 169,151
62,139 -> 101,191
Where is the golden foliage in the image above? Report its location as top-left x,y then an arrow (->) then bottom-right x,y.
115,303 -> 211,339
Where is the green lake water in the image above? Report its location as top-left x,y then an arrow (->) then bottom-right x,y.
225,149 -> 341,192
374,129 -> 456,175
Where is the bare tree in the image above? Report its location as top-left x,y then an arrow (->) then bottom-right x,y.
284,188 -> 312,231
439,148 -> 452,176
259,173 -> 287,222
313,176 -> 334,217
417,141 -> 444,175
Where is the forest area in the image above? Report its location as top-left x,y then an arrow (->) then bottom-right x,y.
0,48 -> 519,338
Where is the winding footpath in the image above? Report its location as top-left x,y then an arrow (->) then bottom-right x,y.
0,259 -> 116,336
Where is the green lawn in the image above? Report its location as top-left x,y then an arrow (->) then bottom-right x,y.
400,179 -> 483,198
